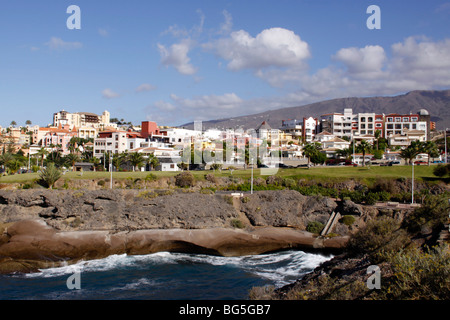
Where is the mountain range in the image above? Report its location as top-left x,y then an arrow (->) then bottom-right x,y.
181,89 -> 450,131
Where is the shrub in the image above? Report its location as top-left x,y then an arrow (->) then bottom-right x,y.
403,194 -> 450,233
204,173 -> 217,183
39,163 -> 62,189
347,216 -> 410,263
175,172 -> 195,188
230,218 -> 245,229
341,215 -> 356,226
365,192 -> 379,205
144,173 -> 158,181
210,163 -> 223,171
282,178 -> 296,188
383,244 -> 450,300
97,180 -> 106,187
433,164 -> 449,177
306,221 -> 325,234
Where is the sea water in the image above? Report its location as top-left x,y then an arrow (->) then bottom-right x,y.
0,250 -> 332,300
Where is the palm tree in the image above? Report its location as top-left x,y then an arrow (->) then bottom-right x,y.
112,153 -> 124,171
356,140 -> 372,167
399,140 -> 422,164
374,129 -> 381,150
37,148 -> 49,168
147,154 -> 160,171
336,147 -> 352,160
421,141 -> 440,166
129,152 -> 145,172
302,142 -> 321,168
64,153 -> 79,171
0,153 -> 14,173
39,163 -> 62,189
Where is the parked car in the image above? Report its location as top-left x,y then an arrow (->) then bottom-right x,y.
414,161 -> 427,165
432,160 -> 444,164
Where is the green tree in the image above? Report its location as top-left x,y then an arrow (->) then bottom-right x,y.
37,148 -> 49,168
39,163 -> 62,189
399,140 -> 422,164
64,153 -> 79,171
303,142 -> 321,168
147,154 -> 160,171
0,153 -> 14,173
421,141 -> 439,166
356,140 -> 372,166
129,152 -> 145,172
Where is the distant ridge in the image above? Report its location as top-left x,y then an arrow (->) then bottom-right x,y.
180,89 -> 450,131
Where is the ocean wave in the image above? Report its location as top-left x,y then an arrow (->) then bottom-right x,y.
23,250 -> 332,287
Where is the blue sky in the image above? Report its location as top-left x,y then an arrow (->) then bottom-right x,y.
1,0 -> 450,128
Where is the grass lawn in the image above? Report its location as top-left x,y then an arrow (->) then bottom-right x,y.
0,164 -> 439,185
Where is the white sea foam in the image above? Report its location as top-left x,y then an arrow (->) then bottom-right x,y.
24,250 -> 332,287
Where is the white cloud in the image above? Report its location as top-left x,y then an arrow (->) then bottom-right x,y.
206,27 -> 310,71
333,45 -> 387,79
135,83 -> 156,93
98,28 -> 109,37
171,93 -> 243,110
158,39 -> 197,75
154,100 -> 176,111
102,88 -> 120,99
219,10 -> 233,35
45,37 -> 82,51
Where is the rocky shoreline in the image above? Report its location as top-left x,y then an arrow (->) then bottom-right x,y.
0,189 -> 360,274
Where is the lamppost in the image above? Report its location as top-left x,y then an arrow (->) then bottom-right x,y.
445,128 -> 448,164
411,161 -> 414,204
109,152 -> 113,189
251,157 -> 254,195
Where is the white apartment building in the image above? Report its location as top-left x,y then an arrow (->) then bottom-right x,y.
320,108 -> 357,138
281,119 -> 302,138
384,113 -> 428,140
303,117 -> 319,143
53,110 -> 111,129
93,130 -> 147,158
160,128 -> 202,146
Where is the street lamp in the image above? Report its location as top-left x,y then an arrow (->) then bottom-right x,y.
109,152 -> 113,189
411,161 -> 414,204
251,157 -> 254,195
445,128 -> 448,164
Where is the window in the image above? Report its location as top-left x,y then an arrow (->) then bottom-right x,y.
387,117 -> 393,122
395,117 -> 401,122
170,164 -> 175,169
387,124 -> 393,129
395,124 -> 402,129
368,117 -> 373,122
411,117 -> 418,122
403,117 -> 409,122
412,124 -> 417,129
368,124 -> 373,129
361,124 -> 366,129
361,117 -> 366,122
376,123 -> 382,128
403,124 -> 410,129
360,130 -> 366,134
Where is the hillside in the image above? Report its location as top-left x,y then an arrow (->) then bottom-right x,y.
181,89 -> 450,131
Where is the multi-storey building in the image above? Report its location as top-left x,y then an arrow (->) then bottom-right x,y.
357,113 -> 384,136
280,119 -> 303,139
384,112 -> 428,140
302,117 -> 319,143
320,108 -> 357,138
53,110 -> 111,129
